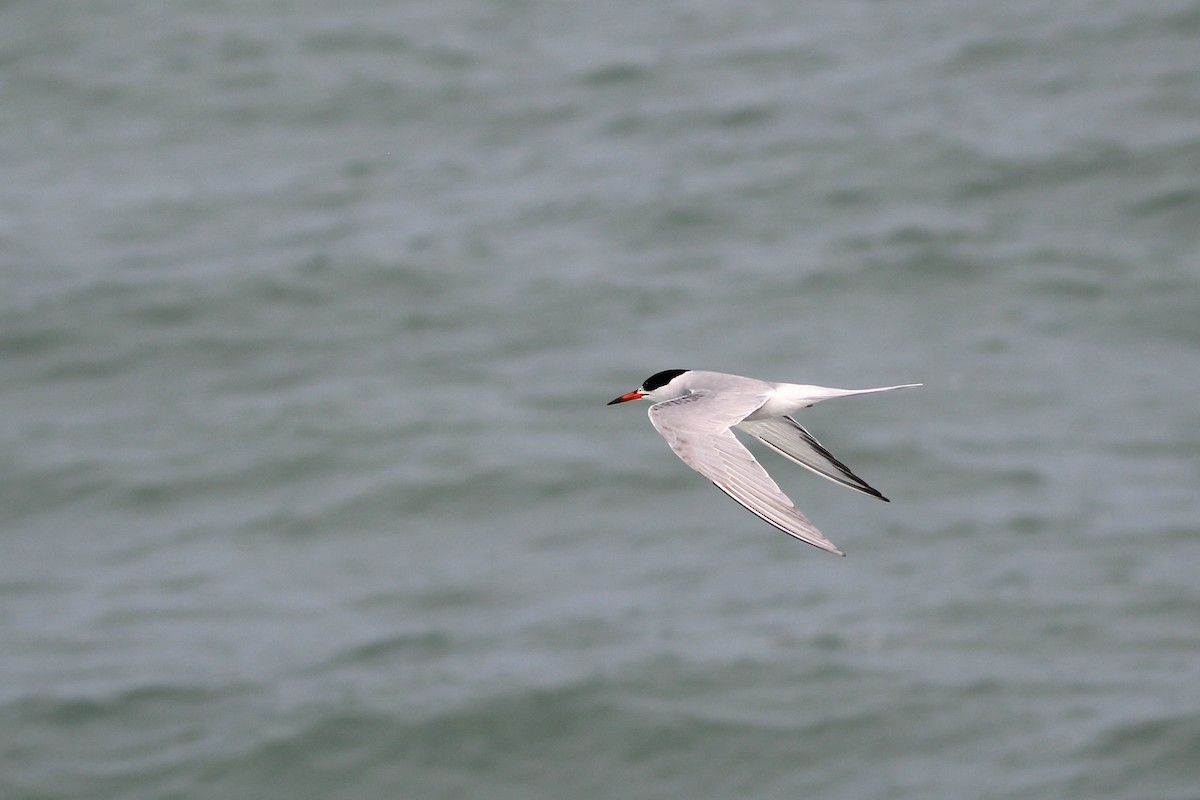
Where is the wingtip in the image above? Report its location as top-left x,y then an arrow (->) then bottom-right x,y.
817,540 -> 847,557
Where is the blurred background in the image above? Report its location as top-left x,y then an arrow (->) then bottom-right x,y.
2,1 -> 1199,798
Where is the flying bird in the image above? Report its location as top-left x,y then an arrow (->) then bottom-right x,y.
608,369 -> 920,555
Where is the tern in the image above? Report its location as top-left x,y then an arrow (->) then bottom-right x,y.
608,369 -> 920,556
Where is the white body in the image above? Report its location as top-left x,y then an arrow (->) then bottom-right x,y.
614,370 -> 920,556
645,370 -> 916,418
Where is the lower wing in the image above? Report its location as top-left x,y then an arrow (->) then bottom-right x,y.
735,416 -> 888,501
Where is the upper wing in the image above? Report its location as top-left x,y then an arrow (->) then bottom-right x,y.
735,416 -> 888,501
648,392 -> 845,556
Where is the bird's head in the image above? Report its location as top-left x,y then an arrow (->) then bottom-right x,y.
607,369 -> 691,405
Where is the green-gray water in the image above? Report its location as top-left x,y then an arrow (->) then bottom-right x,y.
3,1 -> 1200,798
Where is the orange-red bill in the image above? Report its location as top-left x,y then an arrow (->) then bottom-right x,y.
606,390 -> 645,405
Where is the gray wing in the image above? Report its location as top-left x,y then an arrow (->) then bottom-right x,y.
736,416 -> 888,501
648,392 -> 845,556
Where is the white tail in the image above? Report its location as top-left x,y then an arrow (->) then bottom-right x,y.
800,382 -> 922,404
752,382 -> 921,418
